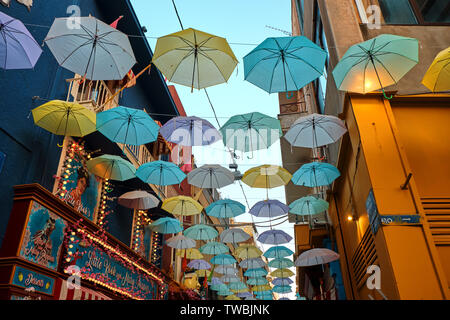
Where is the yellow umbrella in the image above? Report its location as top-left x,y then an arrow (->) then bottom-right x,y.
422,47 -> 450,92
176,248 -> 204,260
242,165 -> 292,189
231,287 -> 249,294
152,28 -> 238,91
32,100 -> 96,137
162,196 -> 203,217
270,268 -> 294,278
235,244 -> 263,260
252,284 -> 272,292
225,295 -> 241,300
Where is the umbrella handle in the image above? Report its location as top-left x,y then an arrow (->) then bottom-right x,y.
383,90 -> 393,100
57,143 -> 64,148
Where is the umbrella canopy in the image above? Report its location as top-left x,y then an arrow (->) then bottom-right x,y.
96,106 -> 160,146
270,268 -> 295,278
272,278 -> 294,286
176,248 -> 203,260
268,258 -> 294,269
188,165 -> 235,189
86,155 -> 135,181
184,224 -> 218,241
217,289 -> 235,296
249,200 -> 289,218
236,291 -> 254,298
220,228 -> 251,243
200,241 -> 229,255
187,259 -> 211,270
245,296 -> 257,301
272,285 -> 292,294
422,47 -> 450,92
205,199 -> 246,219
244,268 -> 268,278
332,34 -> 419,96
149,217 -> 183,234
32,100 -> 96,137
44,16 -> 136,80
118,190 -> 160,210
294,248 -> 340,267
252,284 -> 272,292
263,246 -> 294,259
289,196 -> 329,216
247,278 -> 269,286
210,254 -> 237,266
215,266 -> 238,276
228,281 -> 248,291
162,196 -> 203,217
136,161 -> 186,186
152,28 -> 238,90
242,165 -> 292,189
278,297 -> 290,300
219,112 -> 282,153
235,245 -> 263,260
244,36 -> 327,94
0,11 -> 42,69
291,162 -> 341,188
220,275 -> 241,283
208,277 -> 223,286
165,234 -> 196,249
225,295 -> 241,301
257,230 -> 292,245
239,258 -> 266,269
284,113 -> 347,149
211,283 -> 229,292
159,116 -> 221,146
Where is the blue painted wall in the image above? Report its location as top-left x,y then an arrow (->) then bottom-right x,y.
323,238 -> 347,300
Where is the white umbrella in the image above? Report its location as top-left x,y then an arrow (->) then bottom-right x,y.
165,234 -> 196,250
284,113 -> 347,148
220,228 -> 250,244
239,258 -> 266,269
44,16 -> 136,80
187,164 -> 235,189
294,248 -> 340,267
118,190 -> 160,210
220,275 -> 241,283
215,265 -> 239,275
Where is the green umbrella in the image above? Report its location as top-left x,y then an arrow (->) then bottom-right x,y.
332,34 -> 419,99
289,196 -> 329,216
87,155 -> 136,181
268,258 -> 294,269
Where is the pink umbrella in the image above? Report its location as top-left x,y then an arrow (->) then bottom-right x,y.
294,248 -> 339,267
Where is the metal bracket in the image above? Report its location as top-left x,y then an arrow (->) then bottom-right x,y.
400,173 -> 413,190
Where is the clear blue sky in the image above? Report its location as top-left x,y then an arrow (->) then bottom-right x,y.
130,0 -> 296,298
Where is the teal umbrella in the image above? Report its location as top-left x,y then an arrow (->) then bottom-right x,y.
289,196 -> 329,216
96,106 -> 160,146
211,283 -> 229,292
247,278 -> 269,286
87,155 -> 135,181
219,112 -> 282,154
244,268 -> 268,278
136,160 -> 186,186
291,162 -> 340,187
217,289 -> 235,296
200,241 -> 229,255
184,224 -> 218,241
210,254 -> 237,266
272,285 -> 292,294
228,281 -> 248,291
206,199 -> 246,219
263,246 -> 294,259
244,36 -> 327,94
332,34 -> 419,99
268,258 -> 294,269
149,217 -> 183,234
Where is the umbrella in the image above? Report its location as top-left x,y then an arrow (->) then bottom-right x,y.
291,162 -> 341,188
252,284 -> 272,292
149,217 -> 183,234
278,297 -> 290,301
247,278 -> 269,286
422,47 -> 450,92
225,295 -> 241,300
210,254 -> 237,266
244,36 -> 327,94
249,200 -> 289,218
217,289 -> 235,296
215,266 -> 238,276
32,100 -> 96,137
220,228 -> 250,243
272,285 -> 292,294
206,199 -> 246,219
176,248 -> 203,260
0,11 -> 42,69
159,116 -> 221,146
244,268 -> 268,278
211,283 -> 229,292
86,155 -> 135,181
242,165 -> 292,189
257,230 -> 292,245
188,165 -> 235,189
162,196 -> 203,217
220,275 -> 241,283
44,16 -> 136,80
268,258 -> 294,269
235,245 -> 263,260
187,259 -> 211,270
245,296 -> 257,301
254,290 -> 273,296
272,278 -> 294,286
165,234 -> 196,249
263,246 -> 294,259
208,277 -> 223,286
200,241 -> 229,255
239,258 -> 266,269
219,112 -> 282,153
236,291 -> 254,298
228,281 -> 248,291
294,248 -> 340,267
289,196 -> 329,216
332,34 -> 419,98
184,224 -> 218,241
96,106 -> 160,146
136,161 -> 186,186
118,190 -> 160,210
152,28 -> 238,91
270,268 -> 295,278
284,113 -> 347,149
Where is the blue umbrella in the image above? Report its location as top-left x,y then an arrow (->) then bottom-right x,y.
149,217 -> 183,234
244,36 -> 327,94
272,278 -> 294,286
268,258 -> 294,269
208,277 -> 223,286
272,285 -> 292,294
236,292 -> 254,298
96,106 -> 160,145
257,230 -> 292,245
249,200 -> 289,218
278,297 -> 290,300
291,162 -> 341,187
247,278 -> 269,286
215,266 -> 239,276
136,161 -> 186,186
211,283 -> 229,292
210,254 -> 237,265
244,268 -> 268,278
184,224 -> 218,241
206,199 -> 246,219
187,259 -> 211,270
200,241 -> 229,255
289,196 -> 329,216
228,281 -> 248,291
263,246 -> 294,259
159,116 -> 221,146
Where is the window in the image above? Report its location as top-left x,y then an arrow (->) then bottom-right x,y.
414,0 -> 450,23
314,3 -> 330,114
377,0 -> 450,24
378,0 -> 418,24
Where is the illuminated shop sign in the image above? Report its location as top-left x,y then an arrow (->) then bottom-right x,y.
11,266 -> 55,295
